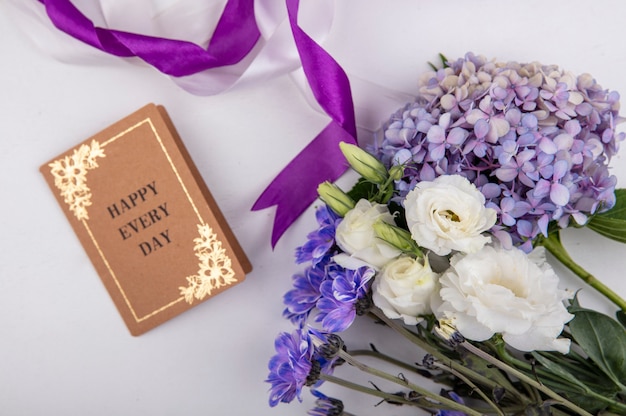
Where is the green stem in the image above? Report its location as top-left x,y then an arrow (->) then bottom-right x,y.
539,231 -> 626,311
497,351 -> 587,400
319,373 -> 424,409
349,349 -> 423,375
585,391 -> 626,414
332,348 -> 485,416
371,309 -> 529,404
494,344 -> 584,389
461,341 -> 594,416
431,361 -> 505,416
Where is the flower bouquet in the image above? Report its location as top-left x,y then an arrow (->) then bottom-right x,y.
267,53 -> 626,415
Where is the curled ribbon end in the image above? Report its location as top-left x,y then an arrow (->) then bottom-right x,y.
251,121 -> 355,248
251,181 -> 311,250
251,195 -> 284,250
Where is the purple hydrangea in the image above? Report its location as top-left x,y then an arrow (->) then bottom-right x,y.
375,52 -> 624,250
316,266 -> 375,332
295,205 -> 340,265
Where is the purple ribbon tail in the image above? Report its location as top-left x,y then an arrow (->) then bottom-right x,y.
252,122 -> 356,248
251,0 -> 358,247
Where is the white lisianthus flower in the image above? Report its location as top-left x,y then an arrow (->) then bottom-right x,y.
436,245 -> 574,353
373,256 -> 439,325
334,199 -> 401,269
404,175 -> 497,256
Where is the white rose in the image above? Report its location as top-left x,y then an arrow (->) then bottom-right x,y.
334,199 -> 401,269
404,175 -> 497,256
436,245 -> 574,353
373,256 -> 438,325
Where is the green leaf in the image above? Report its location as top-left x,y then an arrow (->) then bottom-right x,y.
541,349 -> 608,387
530,352 -> 615,413
567,292 -> 588,314
461,354 -> 518,395
531,352 -> 589,392
427,53 -> 449,70
587,189 -> 626,243
586,218 -> 626,243
616,310 -> 626,329
568,309 -> 626,390
567,292 -> 582,310
346,178 -> 378,202
565,394 -> 612,415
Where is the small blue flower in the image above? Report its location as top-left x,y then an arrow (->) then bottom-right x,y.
267,329 -> 318,407
316,266 -> 374,332
295,205 -> 340,266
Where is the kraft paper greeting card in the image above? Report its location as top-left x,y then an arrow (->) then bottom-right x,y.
41,104 -> 251,335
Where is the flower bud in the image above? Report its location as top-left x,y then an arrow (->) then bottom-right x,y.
388,165 -> 405,181
434,319 -> 465,347
317,334 -> 344,360
317,181 -> 355,217
373,220 -> 422,257
339,142 -> 388,184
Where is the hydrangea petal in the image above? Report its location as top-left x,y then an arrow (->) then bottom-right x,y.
550,183 -> 570,206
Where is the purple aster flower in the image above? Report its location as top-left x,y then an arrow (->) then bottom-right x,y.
267,329 -> 320,407
316,266 -> 374,332
283,263 -> 329,327
296,205 -> 340,265
308,390 -> 344,416
374,52 -> 624,251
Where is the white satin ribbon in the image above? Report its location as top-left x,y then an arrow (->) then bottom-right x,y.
3,0 -> 414,133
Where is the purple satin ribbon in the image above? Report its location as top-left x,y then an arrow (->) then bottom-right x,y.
252,0 -> 357,247
39,0 -> 357,247
39,0 -> 260,76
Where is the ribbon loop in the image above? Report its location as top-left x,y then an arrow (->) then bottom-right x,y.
40,0 -> 260,76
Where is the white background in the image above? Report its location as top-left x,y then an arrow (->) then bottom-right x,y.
2,1 -> 626,415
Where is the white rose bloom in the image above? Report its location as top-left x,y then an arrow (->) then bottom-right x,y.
436,245 -> 574,353
404,175 -> 497,256
334,199 -> 401,269
373,256 -> 439,325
